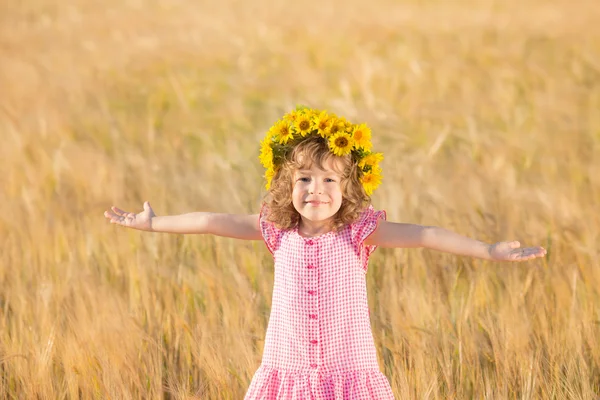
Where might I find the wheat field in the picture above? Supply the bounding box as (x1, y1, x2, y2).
(1, 0, 599, 398)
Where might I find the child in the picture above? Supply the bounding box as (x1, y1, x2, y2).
(104, 107, 546, 399)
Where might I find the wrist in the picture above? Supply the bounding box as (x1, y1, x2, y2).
(149, 215, 162, 232)
(485, 243, 494, 260)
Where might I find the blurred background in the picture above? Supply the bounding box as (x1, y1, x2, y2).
(1, 0, 599, 398)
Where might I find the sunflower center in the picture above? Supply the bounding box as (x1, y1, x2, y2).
(354, 131, 363, 140)
(335, 137, 349, 148)
(299, 120, 310, 130)
(330, 125, 340, 134)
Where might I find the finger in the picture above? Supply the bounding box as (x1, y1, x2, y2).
(510, 241, 520, 249)
(143, 201, 151, 211)
(538, 246, 547, 255)
(507, 248, 520, 260)
(104, 210, 119, 219)
(522, 247, 545, 256)
(111, 206, 128, 217)
(516, 248, 546, 261)
(510, 249, 528, 261)
(521, 249, 538, 258)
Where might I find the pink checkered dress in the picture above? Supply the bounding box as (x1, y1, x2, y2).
(244, 205, 395, 399)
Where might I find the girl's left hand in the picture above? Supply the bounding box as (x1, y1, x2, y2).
(489, 241, 547, 262)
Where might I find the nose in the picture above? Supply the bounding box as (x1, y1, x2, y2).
(308, 179, 323, 194)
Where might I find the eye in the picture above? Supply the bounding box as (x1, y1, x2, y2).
(297, 177, 310, 182)
(325, 178, 336, 183)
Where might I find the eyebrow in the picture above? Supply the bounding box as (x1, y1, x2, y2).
(296, 169, 339, 174)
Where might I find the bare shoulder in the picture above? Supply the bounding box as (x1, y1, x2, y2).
(363, 218, 390, 247)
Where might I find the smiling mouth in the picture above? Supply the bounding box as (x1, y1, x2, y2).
(306, 201, 328, 205)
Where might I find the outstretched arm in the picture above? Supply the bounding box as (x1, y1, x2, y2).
(104, 201, 261, 240)
(365, 220, 546, 262)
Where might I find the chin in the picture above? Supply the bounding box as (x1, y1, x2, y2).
(303, 210, 336, 220)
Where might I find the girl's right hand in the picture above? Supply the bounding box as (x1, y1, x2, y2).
(104, 201, 156, 231)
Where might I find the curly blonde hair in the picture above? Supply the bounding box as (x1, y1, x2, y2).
(262, 136, 370, 231)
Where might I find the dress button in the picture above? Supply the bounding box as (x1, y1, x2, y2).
(306, 240, 314, 245)
(309, 314, 317, 319)
(308, 290, 316, 295)
(310, 340, 318, 344)
(307, 265, 315, 269)
(310, 363, 318, 368)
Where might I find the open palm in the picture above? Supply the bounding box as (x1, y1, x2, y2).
(104, 201, 156, 231)
(490, 241, 547, 262)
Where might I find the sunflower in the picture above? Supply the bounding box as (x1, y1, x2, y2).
(313, 111, 332, 138)
(358, 152, 384, 170)
(259, 138, 273, 169)
(361, 166, 383, 196)
(295, 114, 313, 137)
(264, 167, 276, 190)
(338, 117, 352, 133)
(303, 108, 318, 120)
(328, 132, 354, 156)
(272, 120, 295, 144)
(352, 124, 372, 150)
(327, 117, 347, 136)
(284, 110, 299, 123)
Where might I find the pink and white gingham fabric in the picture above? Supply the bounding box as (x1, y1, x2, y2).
(244, 205, 394, 400)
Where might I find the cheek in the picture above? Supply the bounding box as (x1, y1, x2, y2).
(292, 185, 304, 200)
(333, 187, 343, 203)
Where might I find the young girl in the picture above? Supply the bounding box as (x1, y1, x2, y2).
(104, 107, 546, 399)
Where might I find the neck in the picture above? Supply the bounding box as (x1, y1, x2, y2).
(297, 218, 333, 237)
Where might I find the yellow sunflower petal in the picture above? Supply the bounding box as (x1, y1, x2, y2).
(327, 118, 346, 136)
(303, 108, 318, 120)
(336, 117, 352, 134)
(284, 110, 299, 123)
(259, 148, 273, 169)
(264, 167, 276, 190)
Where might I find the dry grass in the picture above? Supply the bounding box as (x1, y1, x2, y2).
(1, 0, 599, 398)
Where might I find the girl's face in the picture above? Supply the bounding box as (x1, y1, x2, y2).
(291, 156, 344, 227)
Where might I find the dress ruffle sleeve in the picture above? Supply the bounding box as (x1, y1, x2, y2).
(350, 205, 387, 271)
(259, 204, 284, 254)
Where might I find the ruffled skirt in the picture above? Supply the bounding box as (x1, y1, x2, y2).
(244, 364, 395, 399)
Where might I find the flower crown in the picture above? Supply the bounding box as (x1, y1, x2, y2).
(259, 106, 383, 196)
